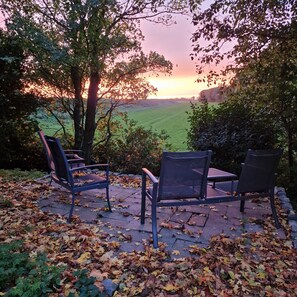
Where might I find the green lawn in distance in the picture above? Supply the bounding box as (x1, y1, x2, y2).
(37, 99, 197, 151)
(123, 101, 192, 151)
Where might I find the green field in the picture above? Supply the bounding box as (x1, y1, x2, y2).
(37, 100, 194, 151)
(123, 102, 191, 150)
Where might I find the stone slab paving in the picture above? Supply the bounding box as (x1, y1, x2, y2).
(38, 182, 287, 258)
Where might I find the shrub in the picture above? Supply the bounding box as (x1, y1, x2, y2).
(0, 241, 30, 291)
(0, 29, 43, 170)
(0, 241, 64, 296)
(1, 241, 105, 296)
(69, 269, 106, 297)
(187, 100, 279, 174)
(94, 115, 172, 175)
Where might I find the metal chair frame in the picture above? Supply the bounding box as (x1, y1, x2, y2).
(141, 149, 283, 248)
(44, 135, 111, 222)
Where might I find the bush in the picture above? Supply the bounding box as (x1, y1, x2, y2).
(187, 100, 279, 174)
(0, 241, 106, 296)
(94, 115, 172, 175)
(0, 119, 47, 170)
(0, 241, 64, 296)
(0, 29, 43, 170)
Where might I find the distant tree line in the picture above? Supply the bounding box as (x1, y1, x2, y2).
(189, 0, 297, 203)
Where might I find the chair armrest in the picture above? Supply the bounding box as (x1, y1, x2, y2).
(142, 168, 158, 184)
(70, 163, 109, 173)
(65, 149, 82, 153)
(67, 158, 85, 164)
(66, 154, 84, 160)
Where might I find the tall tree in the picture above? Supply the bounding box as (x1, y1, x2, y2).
(0, 29, 40, 169)
(0, 0, 198, 163)
(190, 0, 297, 192)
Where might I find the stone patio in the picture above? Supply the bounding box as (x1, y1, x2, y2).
(38, 179, 287, 258)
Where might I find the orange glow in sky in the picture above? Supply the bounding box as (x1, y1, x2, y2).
(0, 8, 214, 99)
(141, 14, 211, 99)
(147, 75, 210, 99)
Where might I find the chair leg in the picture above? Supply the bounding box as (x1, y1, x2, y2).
(240, 200, 245, 212)
(68, 192, 76, 223)
(240, 194, 245, 212)
(141, 190, 146, 224)
(141, 175, 146, 224)
(106, 186, 112, 212)
(151, 199, 158, 249)
(269, 192, 281, 228)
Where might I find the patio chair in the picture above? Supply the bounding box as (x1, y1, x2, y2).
(141, 151, 212, 248)
(215, 149, 283, 229)
(44, 135, 111, 223)
(38, 130, 85, 183)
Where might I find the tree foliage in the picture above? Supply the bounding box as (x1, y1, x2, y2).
(94, 114, 172, 174)
(191, 0, 297, 197)
(191, 0, 297, 82)
(0, 0, 198, 163)
(187, 100, 278, 174)
(0, 29, 41, 169)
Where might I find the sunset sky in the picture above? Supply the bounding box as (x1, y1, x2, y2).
(141, 14, 210, 99)
(0, 3, 213, 100)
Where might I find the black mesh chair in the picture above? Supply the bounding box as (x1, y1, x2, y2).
(215, 149, 283, 228)
(44, 135, 111, 222)
(141, 149, 283, 248)
(141, 151, 212, 248)
(38, 130, 85, 184)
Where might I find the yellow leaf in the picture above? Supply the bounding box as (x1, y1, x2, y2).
(77, 252, 91, 264)
(64, 284, 77, 297)
(163, 283, 180, 292)
(172, 250, 180, 255)
(228, 271, 235, 280)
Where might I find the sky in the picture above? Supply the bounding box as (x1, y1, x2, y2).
(0, 4, 213, 100)
(141, 15, 210, 99)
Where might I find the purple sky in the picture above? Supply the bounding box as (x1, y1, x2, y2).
(141, 15, 208, 99)
(0, 3, 214, 99)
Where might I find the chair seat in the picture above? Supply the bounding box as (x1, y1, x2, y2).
(214, 180, 239, 193)
(73, 173, 107, 187)
(149, 185, 203, 200)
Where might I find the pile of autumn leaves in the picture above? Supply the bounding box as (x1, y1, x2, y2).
(0, 177, 297, 296)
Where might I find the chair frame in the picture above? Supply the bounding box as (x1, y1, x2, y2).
(141, 151, 212, 248)
(44, 135, 111, 222)
(38, 130, 85, 183)
(141, 149, 283, 248)
(234, 149, 283, 228)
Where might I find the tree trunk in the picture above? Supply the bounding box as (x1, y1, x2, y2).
(287, 126, 295, 185)
(83, 71, 100, 163)
(71, 66, 84, 149)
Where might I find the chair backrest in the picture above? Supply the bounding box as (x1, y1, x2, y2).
(158, 151, 212, 201)
(45, 135, 72, 184)
(38, 130, 55, 172)
(237, 149, 283, 193)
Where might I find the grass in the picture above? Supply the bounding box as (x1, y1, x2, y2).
(37, 100, 193, 151)
(123, 102, 191, 150)
(0, 168, 45, 181)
